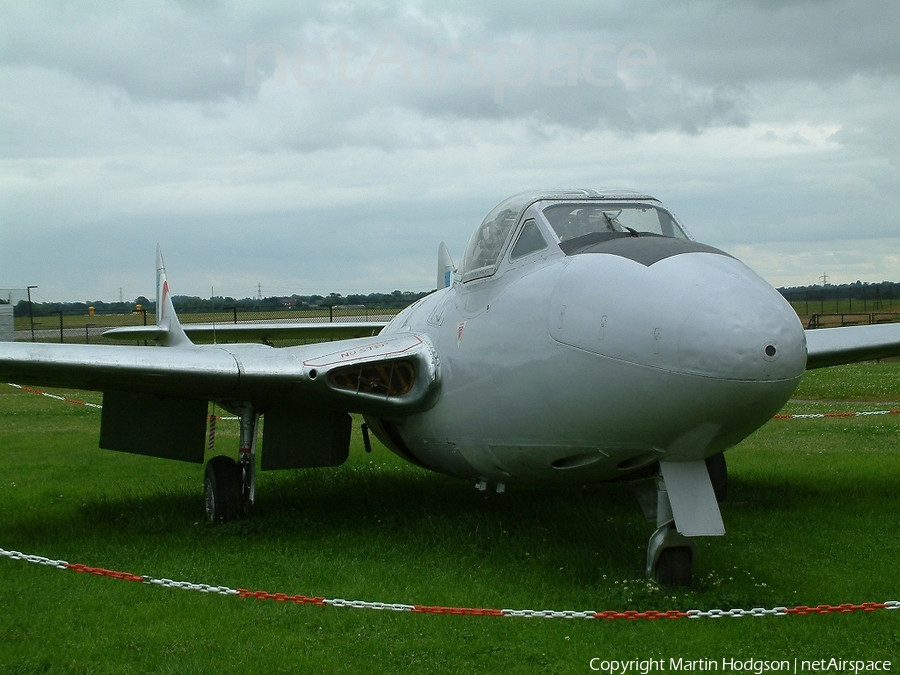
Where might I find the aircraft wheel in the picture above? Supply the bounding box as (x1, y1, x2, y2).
(654, 546, 692, 586)
(205, 456, 241, 523)
(705, 452, 727, 502)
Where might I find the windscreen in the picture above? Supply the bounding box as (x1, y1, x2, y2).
(543, 203, 688, 244)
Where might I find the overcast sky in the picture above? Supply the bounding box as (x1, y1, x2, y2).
(2, 1, 898, 303)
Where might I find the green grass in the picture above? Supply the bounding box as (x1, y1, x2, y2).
(1, 365, 898, 673)
(791, 361, 900, 401)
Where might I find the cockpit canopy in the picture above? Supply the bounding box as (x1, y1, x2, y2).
(459, 189, 690, 281)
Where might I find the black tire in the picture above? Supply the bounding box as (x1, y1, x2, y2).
(655, 546, 692, 586)
(706, 452, 728, 502)
(205, 456, 241, 523)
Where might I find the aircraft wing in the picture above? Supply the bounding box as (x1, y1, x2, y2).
(805, 322, 900, 370)
(0, 331, 441, 418)
(103, 320, 387, 343)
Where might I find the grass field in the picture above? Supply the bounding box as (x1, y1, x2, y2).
(1, 363, 898, 673)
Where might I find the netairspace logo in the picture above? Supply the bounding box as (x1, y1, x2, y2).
(589, 659, 893, 675)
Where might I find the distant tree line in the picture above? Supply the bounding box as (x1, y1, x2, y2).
(14, 290, 433, 317)
(15, 281, 898, 318)
(777, 281, 898, 306)
(14, 297, 154, 317)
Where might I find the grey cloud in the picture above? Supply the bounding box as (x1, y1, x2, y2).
(6, 0, 896, 144)
(1, 2, 339, 102)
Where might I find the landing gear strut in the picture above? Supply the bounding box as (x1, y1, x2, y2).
(645, 476, 696, 586)
(705, 452, 728, 502)
(204, 406, 259, 523)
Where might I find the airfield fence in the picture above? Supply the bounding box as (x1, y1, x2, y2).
(9, 305, 400, 345)
(780, 283, 899, 328)
(805, 312, 900, 329)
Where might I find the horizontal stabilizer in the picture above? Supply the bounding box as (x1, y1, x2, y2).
(104, 320, 387, 343)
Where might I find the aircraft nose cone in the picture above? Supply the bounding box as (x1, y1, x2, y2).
(677, 261, 806, 382)
(549, 247, 806, 382)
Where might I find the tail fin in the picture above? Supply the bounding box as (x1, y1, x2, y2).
(437, 242, 455, 289)
(155, 246, 192, 347)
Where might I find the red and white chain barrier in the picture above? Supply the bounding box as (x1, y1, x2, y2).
(1, 547, 897, 621)
(774, 409, 900, 419)
(6, 383, 237, 420)
(6, 383, 102, 409)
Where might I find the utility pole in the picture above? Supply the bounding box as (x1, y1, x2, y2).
(27, 285, 37, 342)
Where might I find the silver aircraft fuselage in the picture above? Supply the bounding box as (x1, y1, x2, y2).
(368, 191, 807, 486)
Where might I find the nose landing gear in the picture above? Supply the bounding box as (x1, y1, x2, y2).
(644, 458, 726, 586)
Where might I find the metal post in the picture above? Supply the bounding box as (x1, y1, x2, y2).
(85, 323, 95, 344)
(58, 311, 64, 343)
(27, 285, 37, 342)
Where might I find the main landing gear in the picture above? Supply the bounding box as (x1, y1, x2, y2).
(204, 407, 259, 523)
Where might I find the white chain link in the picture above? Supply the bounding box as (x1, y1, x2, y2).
(885, 601, 900, 610)
(146, 577, 240, 596)
(686, 607, 786, 618)
(0, 547, 69, 569)
(502, 609, 597, 619)
(325, 598, 414, 612)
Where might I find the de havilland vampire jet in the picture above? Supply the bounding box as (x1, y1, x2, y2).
(3, 189, 900, 585)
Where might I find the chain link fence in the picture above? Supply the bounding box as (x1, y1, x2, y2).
(780, 283, 899, 328)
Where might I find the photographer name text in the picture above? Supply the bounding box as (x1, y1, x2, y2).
(589, 659, 892, 675)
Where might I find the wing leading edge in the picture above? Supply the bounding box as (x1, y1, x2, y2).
(805, 322, 900, 370)
(0, 332, 440, 418)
